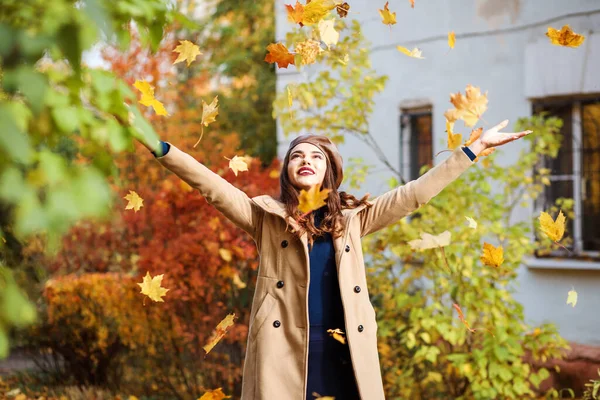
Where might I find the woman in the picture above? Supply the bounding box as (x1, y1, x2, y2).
(139, 119, 530, 400)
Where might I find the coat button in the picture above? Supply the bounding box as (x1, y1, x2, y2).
(345, 245, 350, 252)
(281, 240, 288, 248)
(273, 320, 281, 328)
(277, 280, 285, 288)
(354, 285, 361, 293)
(358, 324, 364, 332)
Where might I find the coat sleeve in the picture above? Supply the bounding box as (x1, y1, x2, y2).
(359, 145, 475, 237)
(153, 142, 263, 239)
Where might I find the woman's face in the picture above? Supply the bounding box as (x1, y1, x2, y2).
(286, 142, 328, 191)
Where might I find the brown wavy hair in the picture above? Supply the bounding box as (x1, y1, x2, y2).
(278, 148, 372, 244)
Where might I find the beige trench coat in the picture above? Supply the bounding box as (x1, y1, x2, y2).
(155, 143, 474, 399)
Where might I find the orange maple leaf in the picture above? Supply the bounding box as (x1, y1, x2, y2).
(546, 25, 585, 48)
(265, 43, 296, 69)
(286, 1, 305, 26)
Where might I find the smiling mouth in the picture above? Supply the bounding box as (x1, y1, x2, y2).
(298, 168, 314, 175)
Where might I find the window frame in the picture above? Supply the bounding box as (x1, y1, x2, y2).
(399, 106, 434, 182)
(532, 96, 600, 259)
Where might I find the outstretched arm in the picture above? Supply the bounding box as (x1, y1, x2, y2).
(141, 139, 262, 239)
(359, 120, 531, 237)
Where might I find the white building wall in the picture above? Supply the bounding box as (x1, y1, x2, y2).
(276, 0, 600, 345)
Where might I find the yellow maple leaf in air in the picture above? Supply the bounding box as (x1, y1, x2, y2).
(444, 84, 488, 127)
(480, 242, 504, 268)
(327, 328, 346, 344)
(302, 0, 338, 26)
(203, 313, 236, 354)
(194, 95, 219, 147)
(408, 231, 451, 251)
(133, 80, 169, 116)
(225, 155, 249, 176)
(295, 39, 324, 65)
(298, 184, 331, 214)
(539, 210, 566, 242)
(379, 1, 396, 26)
(446, 120, 462, 149)
(448, 31, 456, 49)
(546, 25, 585, 48)
(318, 19, 339, 49)
(172, 40, 202, 67)
(137, 271, 170, 303)
(198, 387, 232, 400)
(124, 190, 144, 212)
(397, 46, 424, 59)
(566, 288, 577, 308)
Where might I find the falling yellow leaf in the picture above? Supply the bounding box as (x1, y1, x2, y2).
(465, 216, 477, 229)
(194, 95, 219, 147)
(408, 231, 451, 251)
(172, 40, 202, 67)
(198, 387, 232, 400)
(124, 190, 144, 212)
(298, 183, 331, 214)
(539, 210, 566, 242)
(444, 84, 488, 127)
(480, 242, 504, 268)
(379, 1, 396, 26)
(219, 248, 232, 262)
(448, 31, 456, 49)
(232, 272, 247, 289)
(302, 0, 338, 25)
(566, 288, 577, 308)
(203, 313, 236, 354)
(133, 80, 169, 116)
(327, 328, 346, 344)
(295, 39, 324, 65)
(546, 25, 585, 48)
(225, 155, 249, 176)
(137, 271, 170, 303)
(397, 46, 424, 59)
(446, 120, 462, 149)
(318, 19, 339, 49)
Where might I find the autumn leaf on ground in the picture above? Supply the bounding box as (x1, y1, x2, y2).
(448, 31, 456, 49)
(480, 242, 504, 268)
(446, 120, 462, 149)
(298, 184, 331, 214)
(203, 313, 236, 354)
(336, 2, 350, 18)
(302, 0, 338, 25)
(465, 216, 477, 229)
(566, 288, 578, 308)
(539, 210, 566, 242)
(198, 388, 232, 400)
(224, 155, 249, 176)
(137, 271, 169, 304)
(379, 1, 396, 26)
(194, 95, 219, 147)
(172, 40, 202, 67)
(286, 1, 305, 26)
(327, 328, 346, 344)
(295, 39, 324, 65)
(408, 231, 451, 251)
(546, 25, 585, 48)
(318, 19, 339, 49)
(397, 46, 424, 59)
(444, 84, 488, 127)
(133, 80, 169, 116)
(124, 190, 144, 212)
(265, 43, 296, 69)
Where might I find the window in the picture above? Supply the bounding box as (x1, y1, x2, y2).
(533, 97, 600, 256)
(400, 108, 433, 182)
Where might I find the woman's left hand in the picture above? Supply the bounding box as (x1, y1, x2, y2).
(480, 119, 532, 148)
